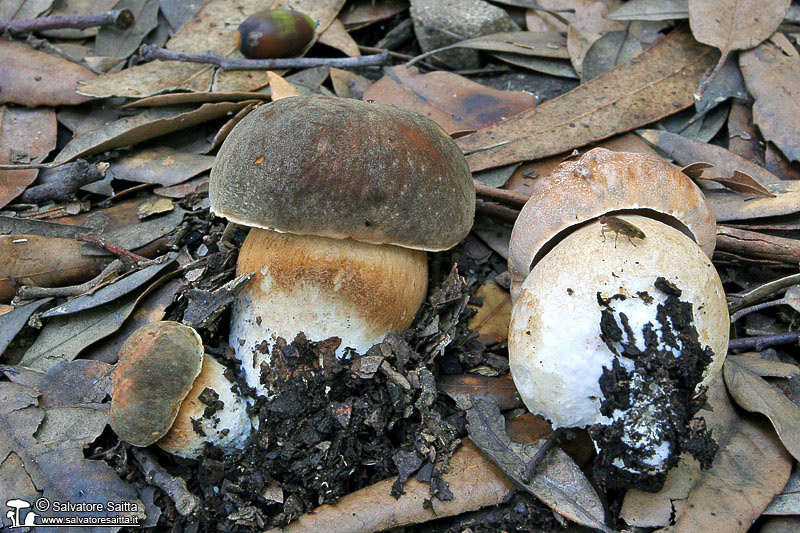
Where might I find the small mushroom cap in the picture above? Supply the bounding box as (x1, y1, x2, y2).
(210, 96, 475, 252)
(109, 321, 204, 447)
(509, 216, 729, 430)
(508, 148, 716, 297)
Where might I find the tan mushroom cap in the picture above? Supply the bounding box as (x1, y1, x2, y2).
(508, 148, 716, 296)
(109, 321, 204, 447)
(210, 95, 475, 252)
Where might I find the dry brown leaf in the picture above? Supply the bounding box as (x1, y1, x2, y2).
(724, 356, 800, 461)
(689, 0, 790, 72)
(707, 171, 776, 198)
(266, 440, 518, 533)
(108, 146, 214, 187)
(415, 31, 569, 62)
(638, 129, 781, 185)
(766, 142, 800, 180)
(438, 374, 522, 411)
(727, 101, 762, 164)
(0, 40, 95, 106)
(0, 106, 57, 209)
(740, 33, 800, 163)
(362, 66, 535, 135)
(154, 175, 209, 198)
(621, 376, 792, 531)
(467, 280, 512, 345)
(606, 0, 689, 21)
(329, 68, 372, 99)
(0, 0, 53, 21)
(267, 72, 302, 100)
(525, 0, 624, 33)
(122, 92, 271, 108)
(705, 181, 800, 222)
(456, 27, 717, 172)
(580, 30, 643, 82)
(0, 235, 106, 303)
(340, 0, 407, 30)
(566, 25, 601, 76)
(54, 102, 250, 164)
(318, 18, 361, 57)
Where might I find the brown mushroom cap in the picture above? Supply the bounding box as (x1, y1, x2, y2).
(109, 321, 204, 447)
(210, 95, 475, 252)
(508, 148, 717, 295)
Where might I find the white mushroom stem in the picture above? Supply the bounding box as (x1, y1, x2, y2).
(231, 228, 428, 395)
(158, 356, 252, 459)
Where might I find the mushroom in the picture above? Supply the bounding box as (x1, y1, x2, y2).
(210, 96, 474, 394)
(109, 321, 252, 459)
(507, 149, 729, 487)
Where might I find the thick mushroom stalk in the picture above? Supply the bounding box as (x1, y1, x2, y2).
(109, 321, 252, 459)
(232, 229, 427, 392)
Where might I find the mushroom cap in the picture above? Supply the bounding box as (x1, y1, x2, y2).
(210, 95, 475, 252)
(508, 148, 716, 297)
(157, 356, 252, 459)
(109, 321, 204, 447)
(509, 216, 729, 430)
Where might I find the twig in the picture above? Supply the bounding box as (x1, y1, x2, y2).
(716, 225, 800, 264)
(26, 34, 102, 74)
(17, 260, 121, 300)
(523, 428, 562, 482)
(0, 162, 59, 170)
(728, 332, 800, 351)
(130, 447, 201, 517)
(374, 18, 412, 50)
(17, 160, 107, 204)
(139, 44, 389, 70)
(0, 9, 133, 33)
(475, 199, 520, 223)
(358, 45, 414, 61)
(473, 179, 530, 207)
(727, 272, 800, 313)
(76, 233, 148, 267)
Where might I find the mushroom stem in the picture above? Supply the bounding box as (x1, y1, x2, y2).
(231, 228, 428, 395)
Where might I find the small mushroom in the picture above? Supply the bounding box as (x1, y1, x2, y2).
(210, 96, 474, 394)
(109, 321, 252, 459)
(507, 149, 729, 486)
(235, 9, 316, 59)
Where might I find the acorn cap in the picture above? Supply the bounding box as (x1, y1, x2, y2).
(210, 96, 475, 252)
(508, 148, 716, 296)
(109, 321, 204, 447)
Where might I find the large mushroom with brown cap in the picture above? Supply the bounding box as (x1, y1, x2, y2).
(507, 149, 729, 489)
(210, 96, 474, 394)
(109, 321, 252, 459)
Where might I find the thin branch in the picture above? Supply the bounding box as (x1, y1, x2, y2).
(475, 199, 520, 223)
(523, 428, 563, 482)
(0, 162, 59, 170)
(76, 233, 148, 267)
(728, 332, 800, 351)
(139, 44, 389, 70)
(17, 260, 121, 300)
(17, 160, 107, 204)
(130, 448, 201, 517)
(474, 179, 530, 207)
(0, 9, 133, 33)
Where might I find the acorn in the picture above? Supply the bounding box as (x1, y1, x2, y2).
(235, 9, 316, 59)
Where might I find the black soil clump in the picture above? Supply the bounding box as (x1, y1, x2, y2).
(590, 277, 718, 493)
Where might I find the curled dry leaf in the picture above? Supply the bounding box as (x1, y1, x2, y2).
(0, 106, 57, 207)
(456, 27, 718, 172)
(620, 376, 792, 531)
(740, 33, 800, 163)
(467, 280, 512, 345)
(318, 18, 360, 57)
(363, 66, 536, 135)
(466, 399, 611, 532)
(724, 355, 800, 461)
(0, 40, 95, 106)
(267, 72, 302, 100)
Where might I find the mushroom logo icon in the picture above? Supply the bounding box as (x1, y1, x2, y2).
(5, 499, 38, 528)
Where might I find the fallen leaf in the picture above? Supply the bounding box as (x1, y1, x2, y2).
(705, 181, 800, 222)
(725, 354, 800, 379)
(0, 106, 57, 209)
(54, 102, 251, 164)
(466, 399, 611, 532)
(41, 0, 118, 39)
(182, 273, 253, 328)
(606, 0, 688, 21)
(267, 72, 302, 100)
(121, 91, 271, 108)
(566, 25, 601, 76)
(467, 280, 512, 345)
(473, 163, 521, 188)
(765, 142, 800, 181)
(0, 39, 95, 106)
(620, 376, 792, 531)
(329, 68, 372, 99)
(472, 216, 512, 260)
(340, 0, 407, 30)
(765, 467, 800, 515)
(638, 129, 782, 184)
(0, 235, 107, 303)
(457, 27, 718, 172)
(41, 256, 177, 318)
(415, 31, 569, 62)
(0, 299, 52, 357)
(318, 18, 360, 57)
(658, 103, 729, 143)
(580, 30, 643, 81)
(439, 374, 522, 411)
(740, 33, 800, 163)
(0, 0, 53, 20)
(493, 53, 578, 79)
(705, 171, 776, 198)
(362, 66, 535, 135)
(154, 175, 209, 198)
(694, 53, 748, 115)
(689, 0, 790, 84)
(724, 356, 800, 461)
(525, 0, 624, 34)
(95, 0, 160, 58)
(108, 146, 214, 186)
(3, 359, 114, 410)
